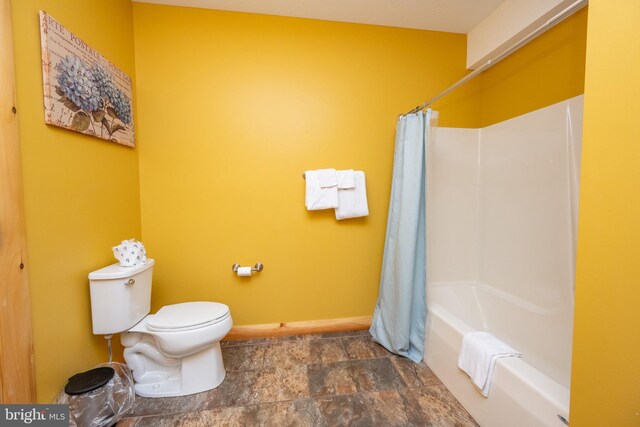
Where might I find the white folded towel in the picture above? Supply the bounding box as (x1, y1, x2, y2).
(337, 169, 355, 189)
(305, 170, 339, 211)
(335, 171, 369, 220)
(457, 331, 522, 397)
(317, 168, 338, 188)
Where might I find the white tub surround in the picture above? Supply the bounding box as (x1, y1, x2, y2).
(425, 96, 582, 427)
(426, 283, 571, 427)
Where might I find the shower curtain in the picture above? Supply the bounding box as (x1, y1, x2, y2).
(370, 109, 437, 363)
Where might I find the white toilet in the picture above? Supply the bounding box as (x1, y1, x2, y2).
(88, 259, 233, 398)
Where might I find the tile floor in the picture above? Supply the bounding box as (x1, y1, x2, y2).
(117, 330, 478, 426)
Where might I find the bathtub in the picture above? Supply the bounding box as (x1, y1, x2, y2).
(425, 281, 573, 427)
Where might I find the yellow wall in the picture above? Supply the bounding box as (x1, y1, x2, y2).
(570, 0, 640, 424)
(132, 3, 480, 326)
(478, 8, 587, 126)
(10, 0, 591, 404)
(11, 0, 140, 402)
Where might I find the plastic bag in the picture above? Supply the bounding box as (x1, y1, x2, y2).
(56, 362, 135, 427)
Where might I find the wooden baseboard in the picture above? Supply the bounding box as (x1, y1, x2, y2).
(225, 315, 372, 341)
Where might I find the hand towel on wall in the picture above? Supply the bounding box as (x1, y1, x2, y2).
(335, 171, 369, 220)
(305, 170, 339, 210)
(457, 331, 522, 397)
(317, 168, 338, 188)
(337, 169, 355, 189)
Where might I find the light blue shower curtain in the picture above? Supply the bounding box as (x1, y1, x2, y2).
(370, 109, 434, 363)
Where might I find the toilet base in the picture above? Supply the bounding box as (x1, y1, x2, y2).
(126, 340, 227, 398)
(134, 376, 182, 398)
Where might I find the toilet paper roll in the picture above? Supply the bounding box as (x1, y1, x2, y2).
(237, 266, 252, 277)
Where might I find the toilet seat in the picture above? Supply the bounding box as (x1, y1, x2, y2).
(146, 302, 230, 332)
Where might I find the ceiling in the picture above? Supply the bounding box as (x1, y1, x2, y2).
(132, 0, 507, 34)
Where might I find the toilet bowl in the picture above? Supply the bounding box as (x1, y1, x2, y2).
(88, 259, 233, 398)
(121, 301, 232, 397)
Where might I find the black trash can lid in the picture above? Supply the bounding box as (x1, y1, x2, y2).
(65, 367, 115, 395)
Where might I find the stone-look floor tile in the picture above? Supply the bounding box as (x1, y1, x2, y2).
(263, 340, 312, 368)
(391, 357, 442, 387)
(309, 338, 349, 365)
(181, 372, 238, 410)
(314, 394, 374, 427)
(308, 362, 359, 397)
(201, 369, 279, 409)
(115, 417, 138, 427)
(309, 358, 405, 397)
(222, 344, 267, 371)
(276, 365, 310, 401)
(118, 334, 478, 427)
(402, 385, 479, 427)
(180, 406, 261, 427)
(222, 338, 269, 348)
(197, 366, 307, 406)
(119, 405, 260, 427)
(126, 390, 209, 417)
(257, 398, 326, 427)
(117, 413, 191, 427)
(341, 336, 391, 360)
(268, 333, 315, 342)
(361, 389, 412, 426)
(347, 358, 406, 393)
(116, 415, 174, 427)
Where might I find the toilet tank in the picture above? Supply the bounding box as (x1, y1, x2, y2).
(88, 259, 155, 335)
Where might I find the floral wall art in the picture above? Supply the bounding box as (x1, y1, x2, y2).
(39, 11, 135, 147)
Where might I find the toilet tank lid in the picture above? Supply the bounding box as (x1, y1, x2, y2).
(88, 259, 155, 280)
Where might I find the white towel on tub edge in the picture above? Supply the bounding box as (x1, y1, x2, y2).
(457, 331, 522, 397)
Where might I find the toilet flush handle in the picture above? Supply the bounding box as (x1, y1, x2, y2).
(125, 279, 135, 286)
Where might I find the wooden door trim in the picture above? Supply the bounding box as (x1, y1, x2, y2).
(0, 0, 37, 403)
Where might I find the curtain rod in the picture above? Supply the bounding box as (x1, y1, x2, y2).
(403, 0, 588, 116)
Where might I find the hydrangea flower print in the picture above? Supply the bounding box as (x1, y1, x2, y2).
(92, 63, 117, 101)
(56, 55, 101, 112)
(54, 54, 132, 138)
(111, 88, 132, 125)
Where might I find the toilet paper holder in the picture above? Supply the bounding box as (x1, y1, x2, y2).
(232, 263, 264, 273)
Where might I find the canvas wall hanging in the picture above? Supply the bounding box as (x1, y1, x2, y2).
(39, 11, 135, 147)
